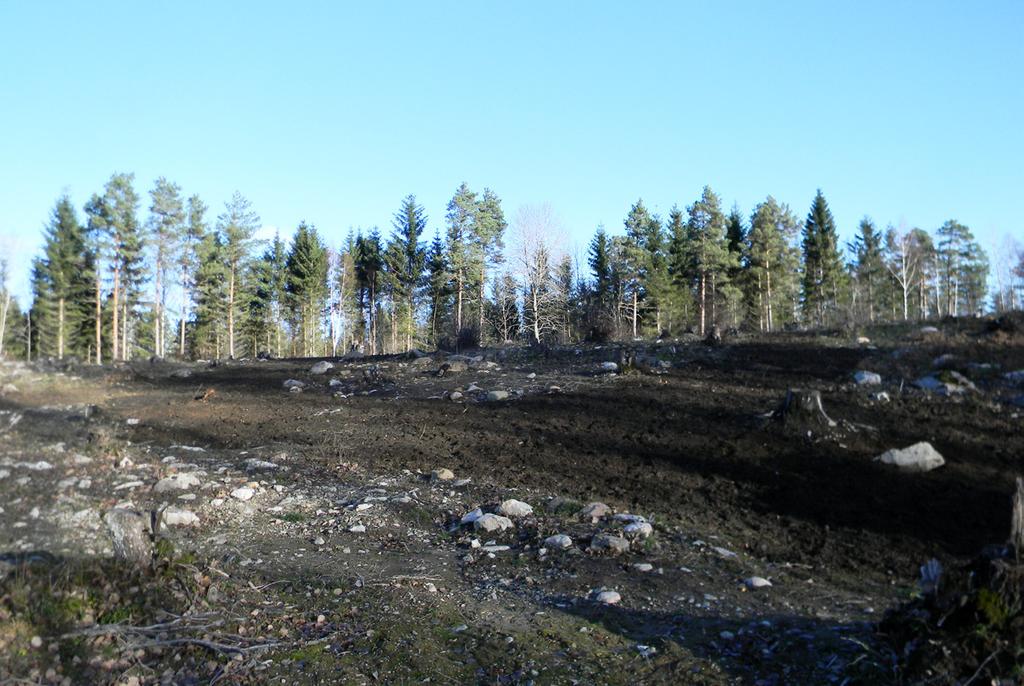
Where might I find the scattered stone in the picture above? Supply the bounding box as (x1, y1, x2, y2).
(712, 546, 738, 558)
(498, 499, 533, 517)
(1004, 370, 1024, 386)
(579, 502, 611, 522)
(745, 576, 772, 590)
(920, 326, 940, 335)
(161, 506, 199, 528)
(461, 508, 483, 525)
(856, 336, 871, 345)
(431, 468, 455, 482)
(243, 458, 280, 473)
(871, 391, 891, 403)
(349, 524, 366, 533)
(486, 390, 509, 402)
(624, 521, 653, 539)
(631, 563, 654, 573)
(915, 372, 976, 396)
(593, 589, 621, 605)
(473, 513, 514, 533)
(853, 370, 882, 386)
(932, 353, 957, 369)
(543, 534, 573, 550)
(329, 378, 343, 388)
(599, 361, 619, 373)
(310, 361, 334, 374)
(282, 379, 306, 391)
(154, 473, 202, 493)
(876, 442, 945, 472)
(230, 486, 256, 501)
(448, 391, 463, 402)
(590, 533, 630, 555)
(612, 513, 646, 523)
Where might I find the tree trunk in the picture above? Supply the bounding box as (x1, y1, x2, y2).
(121, 299, 128, 360)
(57, 297, 65, 359)
(0, 289, 9, 358)
(227, 269, 235, 358)
(95, 275, 102, 364)
(112, 267, 120, 361)
(699, 272, 706, 337)
(154, 264, 162, 357)
(631, 289, 638, 338)
(479, 263, 486, 346)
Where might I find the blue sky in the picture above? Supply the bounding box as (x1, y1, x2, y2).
(1, 1, 1021, 303)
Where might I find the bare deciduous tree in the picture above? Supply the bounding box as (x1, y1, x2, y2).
(511, 204, 566, 344)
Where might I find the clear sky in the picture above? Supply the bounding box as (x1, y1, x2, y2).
(1, 1, 1021, 303)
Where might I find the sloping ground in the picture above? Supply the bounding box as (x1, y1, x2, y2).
(1, 319, 1022, 683)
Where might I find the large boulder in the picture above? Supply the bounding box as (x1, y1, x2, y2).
(875, 442, 945, 472)
(310, 361, 334, 375)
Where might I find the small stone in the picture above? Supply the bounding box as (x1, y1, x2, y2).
(745, 576, 772, 589)
(431, 468, 455, 482)
(448, 391, 463, 402)
(243, 458, 280, 473)
(593, 589, 621, 605)
(543, 534, 573, 550)
(349, 524, 366, 533)
(853, 370, 882, 386)
(486, 390, 509, 402)
(498, 499, 533, 518)
(154, 473, 202, 493)
(30, 635, 43, 648)
(473, 513, 514, 533)
(460, 508, 483, 525)
(425, 583, 437, 593)
(579, 502, 611, 522)
(314, 537, 325, 545)
(230, 486, 255, 501)
(161, 506, 199, 527)
(631, 563, 654, 573)
(624, 522, 653, 539)
(310, 361, 334, 374)
(600, 361, 619, 372)
(283, 379, 306, 390)
(590, 533, 630, 555)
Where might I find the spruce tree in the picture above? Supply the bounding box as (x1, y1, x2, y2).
(747, 197, 800, 332)
(444, 183, 477, 338)
(389, 195, 428, 351)
(800, 190, 844, 326)
(285, 222, 329, 356)
(41, 195, 92, 359)
(177, 195, 208, 357)
(849, 217, 886, 323)
(424, 232, 450, 346)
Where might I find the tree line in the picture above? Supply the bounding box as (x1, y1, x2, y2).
(1, 173, 1018, 362)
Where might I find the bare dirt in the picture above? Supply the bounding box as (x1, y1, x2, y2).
(1, 317, 1022, 684)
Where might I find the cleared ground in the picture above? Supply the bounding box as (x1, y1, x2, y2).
(1, 317, 1022, 684)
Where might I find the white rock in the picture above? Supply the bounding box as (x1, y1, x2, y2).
(544, 534, 573, 550)
(712, 546, 738, 558)
(355, 503, 373, 512)
(875, 442, 945, 472)
(920, 326, 940, 334)
(126, 417, 140, 425)
(631, 563, 654, 573)
(244, 458, 280, 473)
(745, 576, 772, 590)
(282, 379, 306, 390)
(612, 513, 646, 523)
(329, 379, 343, 388)
(230, 486, 256, 501)
(310, 361, 334, 374)
(600, 361, 619, 372)
(853, 370, 882, 386)
(448, 391, 463, 401)
(486, 390, 509, 401)
(1004, 370, 1024, 386)
(154, 473, 202, 493)
(498, 499, 533, 518)
(624, 522, 653, 539)
(594, 590, 621, 605)
(161, 506, 199, 527)
(349, 524, 366, 533)
(473, 513, 514, 533)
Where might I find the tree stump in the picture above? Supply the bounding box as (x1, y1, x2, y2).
(775, 389, 837, 428)
(704, 325, 722, 347)
(104, 508, 152, 567)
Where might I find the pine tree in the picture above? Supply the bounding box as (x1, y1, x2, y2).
(685, 186, 730, 335)
(747, 197, 800, 332)
(193, 228, 228, 358)
(666, 206, 693, 329)
(147, 177, 185, 357)
(177, 195, 208, 357)
(800, 190, 844, 326)
(335, 231, 359, 354)
(473, 188, 507, 344)
(354, 229, 384, 353)
(285, 222, 329, 356)
(217, 192, 260, 358)
(444, 183, 477, 339)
